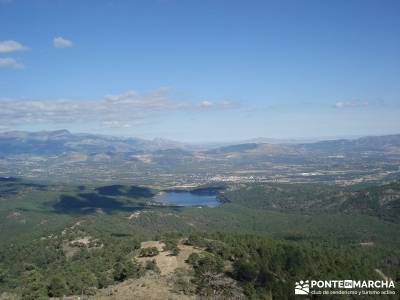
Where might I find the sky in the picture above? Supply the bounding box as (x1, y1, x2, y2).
(0, 0, 399, 142)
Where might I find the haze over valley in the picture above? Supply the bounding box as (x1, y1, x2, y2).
(1, 130, 399, 187)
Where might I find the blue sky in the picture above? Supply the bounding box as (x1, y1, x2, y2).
(0, 0, 399, 142)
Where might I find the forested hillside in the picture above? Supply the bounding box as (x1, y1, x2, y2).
(0, 178, 399, 299)
(222, 181, 400, 223)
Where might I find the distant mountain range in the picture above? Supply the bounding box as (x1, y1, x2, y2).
(1, 130, 400, 156)
(205, 134, 400, 158)
(0, 130, 187, 155)
(1, 130, 399, 184)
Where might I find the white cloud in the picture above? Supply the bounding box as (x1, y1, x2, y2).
(334, 100, 368, 109)
(0, 40, 28, 53)
(0, 57, 23, 69)
(220, 100, 239, 109)
(0, 89, 239, 129)
(53, 37, 73, 48)
(199, 100, 213, 108)
(198, 99, 239, 110)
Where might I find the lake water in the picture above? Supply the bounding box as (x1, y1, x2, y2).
(153, 191, 220, 207)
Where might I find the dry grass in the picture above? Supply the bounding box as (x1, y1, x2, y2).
(61, 241, 202, 299)
(137, 241, 201, 276)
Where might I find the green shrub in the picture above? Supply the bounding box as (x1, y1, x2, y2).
(47, 275, 67, 297)
(139, 247, 159, 257)
(145, 259, 160, 273)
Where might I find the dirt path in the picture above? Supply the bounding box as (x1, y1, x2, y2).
(78, 273, 197, 300)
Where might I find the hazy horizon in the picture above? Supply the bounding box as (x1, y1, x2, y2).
(1, 127, 398, 145)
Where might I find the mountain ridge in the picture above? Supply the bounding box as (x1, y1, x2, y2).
(1, 129, 400, 156)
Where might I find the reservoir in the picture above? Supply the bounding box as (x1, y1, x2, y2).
(153, 191, 220, 207)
